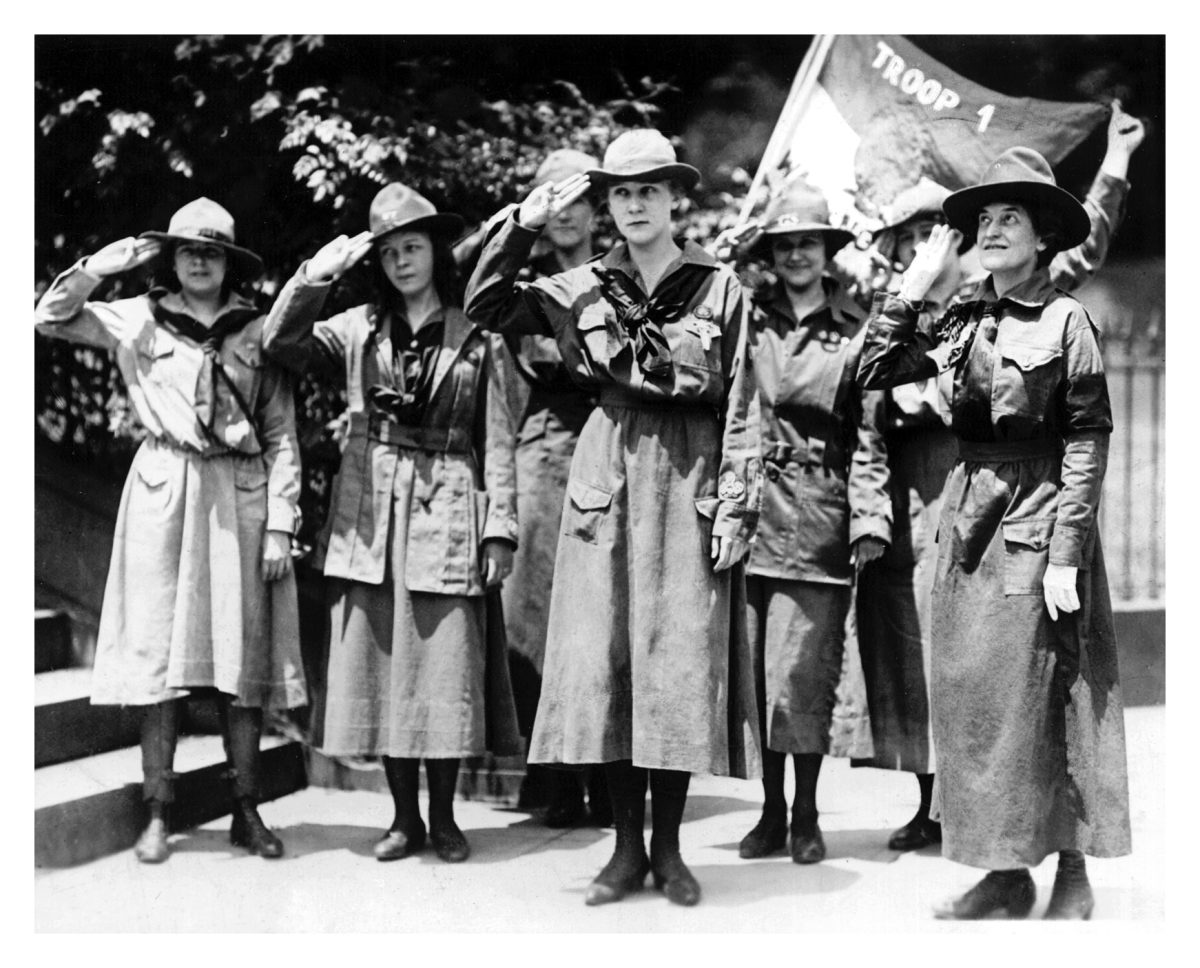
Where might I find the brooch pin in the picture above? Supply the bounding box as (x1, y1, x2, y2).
(685, 317, 721, 351)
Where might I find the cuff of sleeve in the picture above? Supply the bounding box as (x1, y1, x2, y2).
(1048, 527, 1085, 568)
(849, 517, 892, 546)
(299, 259, 335, 289)
(714, 503, 758, 543)
(483, 512, 520, 547)
(267, 500, 299, 535)
(504, 210, 544, 247)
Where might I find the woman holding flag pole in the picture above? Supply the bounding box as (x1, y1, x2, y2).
(858, 147, 1131, 920)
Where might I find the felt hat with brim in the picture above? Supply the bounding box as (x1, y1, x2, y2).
(534, 148, 600, 188)
(586, 129, 700, 191)
(876, 179, 951, 235)
(752, 181, 854, 255)
(139, 197, 264, 278)
(368, 183, 465, 243)
(942, 147, 1090, 250)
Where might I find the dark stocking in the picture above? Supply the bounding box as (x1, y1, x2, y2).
(425, 758, 470, 862)
(649, 769, 701, 905)
(596, 760, 649, 884)
(381, 757, 423, 835)
(218, 699, 282, 857)
(791, 753, 822, 832)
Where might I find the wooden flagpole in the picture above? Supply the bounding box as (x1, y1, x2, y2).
(734, 33, 837, 228)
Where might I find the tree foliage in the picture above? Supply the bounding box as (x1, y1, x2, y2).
(35, 35, 736, 539)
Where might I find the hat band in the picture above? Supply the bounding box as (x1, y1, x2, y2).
(376, 211, 430, 233)
(767, 214, 831, 231)
(174, 226, 236, 245)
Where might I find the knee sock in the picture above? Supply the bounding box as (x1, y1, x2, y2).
(425, 758, 462, 833)
(596, 760, 648, 881)
(382, 757, 422, 833)
(648, 768, 691, 868)
(791, 753, 823, 829)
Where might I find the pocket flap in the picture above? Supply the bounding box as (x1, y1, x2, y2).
(567, 478, 613, 511)
(577, 306, 609, 333)
(693, 496, 720, 520)
(138, 335, 175, 361)
(997, 340, 1061, 371)
(135, 460, 170, 488)
(233, 344, 263, 368)
(1002, 518, 1054, 551)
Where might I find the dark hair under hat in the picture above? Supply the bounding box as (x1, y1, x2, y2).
(942, 147, 1089, 251)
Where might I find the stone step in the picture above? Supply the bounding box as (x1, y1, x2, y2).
(35, 733, 306, 868)
(34, 667, 143, 768)
(34, 609, 73, 674)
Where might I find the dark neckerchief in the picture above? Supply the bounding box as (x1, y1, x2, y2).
(591, 262, 713, 376)
(152, 298, 261, 447)
(366, 310, 445, 425)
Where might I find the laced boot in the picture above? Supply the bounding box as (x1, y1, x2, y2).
(426, 758, 469, 862)
(135, 700, 179, 863)
(888, 773, 942, 851)
(220, 700, 282, 858)
(1044, 850, 1095, 920)
(585, 761, 650, 906)
(649, 769, 701, 906)
(230, 792, 284, 858)
(933, 869, 1036, 920)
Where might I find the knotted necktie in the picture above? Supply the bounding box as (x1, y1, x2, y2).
(153, 303, 259, 446)
(929, 299, 985, 371)
(592, 264, 713, 377)
(365, 317, 443, 425)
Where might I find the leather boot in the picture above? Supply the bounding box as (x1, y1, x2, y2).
(739, 749, 787, 859)
(789, 754, 825, 864)
(220, 699, 283, 858)
(136, 701, 179, 863)
(933, 869, 1036, 920)
(1044, 850, 1095, 920)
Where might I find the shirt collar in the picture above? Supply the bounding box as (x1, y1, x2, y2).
(972, 268, 1056, 308)
(598, 238, 718, 287)
(152, 287, 258, 322)
(757, 277, 862, 327)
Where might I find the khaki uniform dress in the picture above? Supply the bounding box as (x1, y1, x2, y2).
(35, 264, 307, 710)
(747, 280, 891, 755)
(859, 271, 1132, 869)
(466, 213, 762, 777)
(263, 267, 521, 758)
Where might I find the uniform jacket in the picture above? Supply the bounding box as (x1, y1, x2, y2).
(35, 262, 301, 533)
(465, 211, 762, 543)
(858, 269, 1112, 569)
(262, 265, 518, 595)
(748, 278, 891, 584)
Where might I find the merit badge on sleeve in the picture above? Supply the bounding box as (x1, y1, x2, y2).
(718, 472, 746, 501)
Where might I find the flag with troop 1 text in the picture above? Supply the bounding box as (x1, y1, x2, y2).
(747, 35, 1109, 239)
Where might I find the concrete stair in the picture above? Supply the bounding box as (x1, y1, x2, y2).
(34, 612, 308, 869)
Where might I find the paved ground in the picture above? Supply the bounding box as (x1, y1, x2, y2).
(35, 706, 1164, 932)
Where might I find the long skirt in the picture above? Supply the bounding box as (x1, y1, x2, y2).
(930, 449, 1132, 869)
(90, 437, 306, 710)
(856, 425, 958, 773)
(317, 450, 489, 758)
(529, 401, 758, 777)
(747, 575, 851, 755)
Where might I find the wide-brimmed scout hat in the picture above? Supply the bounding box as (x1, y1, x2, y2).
(139, 197, 264, 277)
(942, 147, 1090, 250)
(367, 183, 465, 243)
(873, 178, 973, 259)
(586, 129, 700, 191)
(533, 148, 600, 188)
(752, 181, 855, 256)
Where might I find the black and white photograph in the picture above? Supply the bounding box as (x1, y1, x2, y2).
(27, 21, 1170, 938)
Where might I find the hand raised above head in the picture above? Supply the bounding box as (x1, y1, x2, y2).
(84, 237, 162, 278)
(898, 223, 962, 302)
(306, 230, 374, 284)
(518, 173, 591, 229)
(1107, 98, 1146, 155)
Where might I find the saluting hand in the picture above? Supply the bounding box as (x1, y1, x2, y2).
(306, 230, 374, 284)
(84, 237, 162, 278)
(1042, 562, 1080, 621)
(262, 530, 295, 582)
(898, 223, 962, 302)
(518, 174, 591, 229)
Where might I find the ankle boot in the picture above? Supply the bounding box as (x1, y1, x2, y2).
(426, 759, 470, 862)
(585, 761, 649, 906)
(1044, 850, 1095, 920)
(376, 757, 425, 860)
(134, 800, 171, 864)
(230, 795, 284, 858)
(933, 869, 1036, 920)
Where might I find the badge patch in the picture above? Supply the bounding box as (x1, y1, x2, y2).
(694, 305, 713, 320)
(718, 472, 746, 500)
(685, 318, 721, 351)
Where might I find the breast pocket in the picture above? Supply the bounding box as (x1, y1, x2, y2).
(669, 314, 721, 375)
(1001, 517, 1055, 595)
(227, 343, 264, 402)
(563, 478, 614, 545)
(577, 306, 616, 367)
(992, 329, 1062, 420)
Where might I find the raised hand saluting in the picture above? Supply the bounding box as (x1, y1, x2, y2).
(518, 173, 592, 229)
(305, 230, 374, 284)
(84, 237, 162, 278)
(898, 223, 962, 302)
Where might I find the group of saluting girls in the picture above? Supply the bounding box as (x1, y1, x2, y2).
(35, 100, 1144, 920)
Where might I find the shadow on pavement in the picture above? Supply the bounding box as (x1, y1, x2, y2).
(686, 858, 861, 906)
(176, 822, 389, 860)
(708, 827, 907, 865)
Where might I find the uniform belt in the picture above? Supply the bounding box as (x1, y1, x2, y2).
(146, 436, 259, 461)
(763, 437, 833, 468)
(351, 412, 471, 454)
(598, 387, 714, 413)
(957, 439, 1062, 463)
